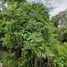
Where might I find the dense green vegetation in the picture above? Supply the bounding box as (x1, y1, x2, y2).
(51, 10, 67, 42)
(51, 9, 67, 27)
(0, 0, 67, 67)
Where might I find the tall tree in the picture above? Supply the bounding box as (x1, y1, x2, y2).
(0, 0, 55, 67)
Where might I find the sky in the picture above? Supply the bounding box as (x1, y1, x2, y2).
(27, 0, 42, 2)
(0, 2, 2, 10)
(28, 0, 67, 17)
(49, 0, 67, 17)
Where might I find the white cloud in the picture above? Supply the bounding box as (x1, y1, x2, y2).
(27, 0, 42, 2)
(51, 3, 67, 17)
(49, 0, 67, 17)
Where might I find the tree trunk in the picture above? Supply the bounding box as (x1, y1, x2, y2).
(34, 57, 38, 67)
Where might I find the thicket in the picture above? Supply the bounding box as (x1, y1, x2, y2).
(0, 0, 67, 67)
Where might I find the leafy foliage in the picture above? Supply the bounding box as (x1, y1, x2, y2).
(0, 0, 67, 67)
